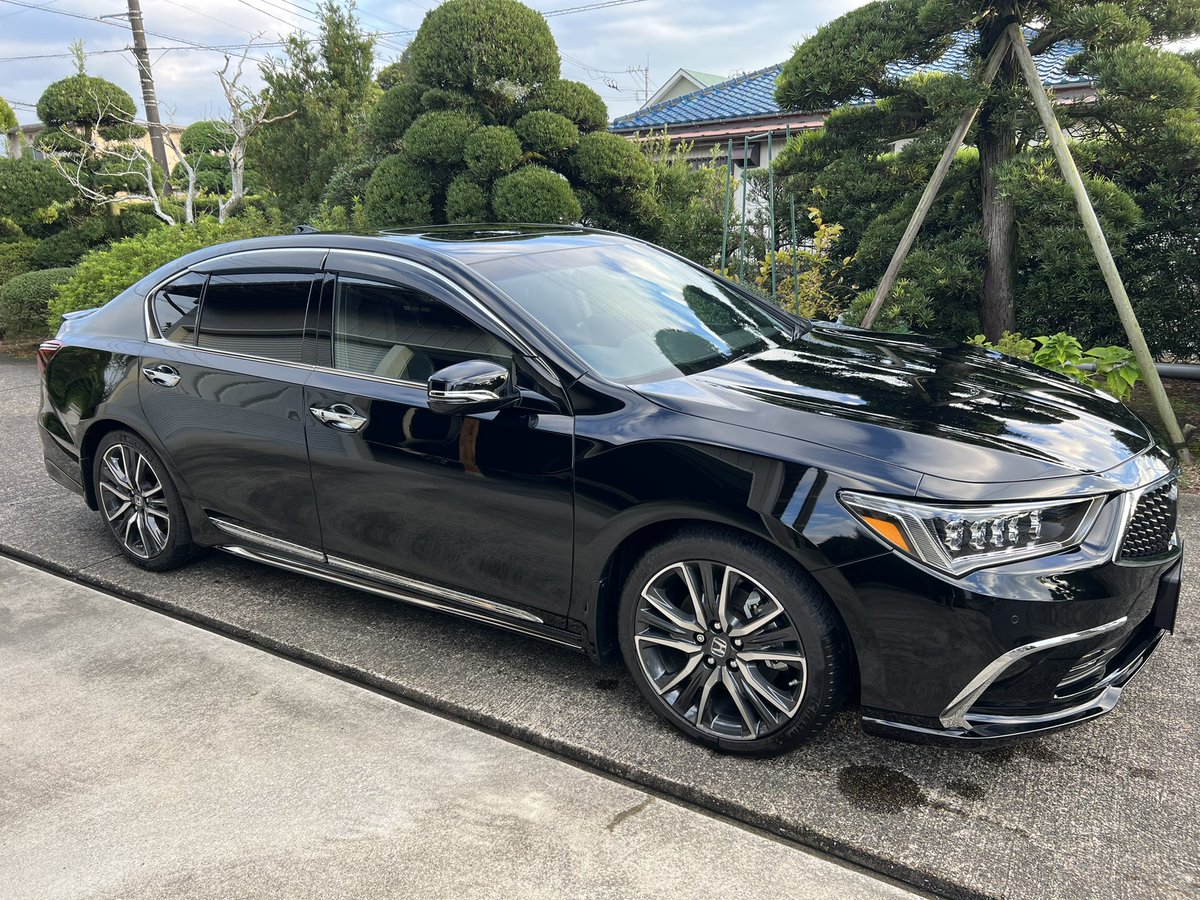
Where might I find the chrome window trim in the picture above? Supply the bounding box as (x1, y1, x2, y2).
(938, 616, 1128, 729)
(144, 336, 316, 372)
(310, 364, 424, 390)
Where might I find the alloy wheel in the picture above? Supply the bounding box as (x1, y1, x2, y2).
(633, 560, 808, 741)
(98, 443, 171, 559)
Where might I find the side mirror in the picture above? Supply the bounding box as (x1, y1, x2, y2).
(427, 359, 520, 416)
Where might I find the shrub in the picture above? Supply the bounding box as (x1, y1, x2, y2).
(0, 266, 74, 340)
(369, 83, 424, 149)
(492, 165, 581, 224)
(0, 217, 24, 243)
(445, 176, 490, 223)
(514, 111, 579, 159)
(37, 74, 136, 129)
(0, 97, 14, 133)
(403, 110, 479, 167)
(574, 131, 653, 194)
(463, 126, 524, 182)
(968, 331, 1142, 400)
(51, 211, 283, 321)
(180, 120, 234, 155)
(322, 153, 384, 210)
(0, 240, 37, 287)
(409, 0, 559, 95)
(0, 158, 76, 234)
(363, 155, 434, 227)
(421, 88, 473, 111)
(30, 217, 112, 268)
(525, 79, 608, 132)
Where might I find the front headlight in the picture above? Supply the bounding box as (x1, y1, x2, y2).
(839, 491, 1105, 576)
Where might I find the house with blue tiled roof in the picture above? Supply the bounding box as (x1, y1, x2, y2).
(610, 32, 1093, 175)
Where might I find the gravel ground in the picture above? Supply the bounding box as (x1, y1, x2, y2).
(1, 353, 1197, 900)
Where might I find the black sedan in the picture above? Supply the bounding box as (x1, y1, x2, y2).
(37, 225, 1182, 755)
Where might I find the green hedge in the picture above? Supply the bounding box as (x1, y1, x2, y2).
(0, 266, 74, 340)
(492, 166, 581, 224)
(0, 240, 37, 288)
(50, 212, 283, 322)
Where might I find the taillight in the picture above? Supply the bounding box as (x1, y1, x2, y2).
(36, 340, 63, 376)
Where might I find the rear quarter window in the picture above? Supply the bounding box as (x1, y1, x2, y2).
(150, 272, 207, 344)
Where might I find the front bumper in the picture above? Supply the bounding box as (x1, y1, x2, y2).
(829, 480, 1183, 745)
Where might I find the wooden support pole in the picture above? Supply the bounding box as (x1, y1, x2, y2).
(1006, 23, 1191, 463)
(861, 33, 1012, 329)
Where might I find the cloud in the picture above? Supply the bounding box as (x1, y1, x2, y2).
(0, 0, 871, 126)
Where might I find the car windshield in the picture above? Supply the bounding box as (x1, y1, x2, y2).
(470, 242, 796, 383)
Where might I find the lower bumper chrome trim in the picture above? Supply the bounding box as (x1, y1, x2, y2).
(939, 616, 1128, 729)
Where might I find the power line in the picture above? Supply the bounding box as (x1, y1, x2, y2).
(543, 0, 651, 17)
(0, 0, 60, 20)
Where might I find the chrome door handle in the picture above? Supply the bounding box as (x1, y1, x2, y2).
(142, 364, 181, 388)
(309, 403, 368, 432)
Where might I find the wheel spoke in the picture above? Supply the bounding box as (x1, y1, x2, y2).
(144, 513, 168, 555)
(98, 479, 131, 504)
(122, 510, 138, 547)
(721, 668, 758, 737)
(655, 653, 702, 695)
(739, 649, 806, 666)
(732, 668, 786, 728)
(104, 452, 130, 489)
(144, 505, 169, 521)
(133, 452, 146, 491)
(640, 584, 702, 634)
(635, 633, 703, 656)
(672, 660, 713, 712)
(103, 500, 131, 523)
(740, 662, 804, 715)
(676, 563, 708, 627)
(694, 666, 722, 727)
(729, 596, 784, 638)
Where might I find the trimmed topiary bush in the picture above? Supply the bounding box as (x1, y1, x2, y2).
(370, 83, 425, 149)
(445, 176, 490, 223)
(30, 217, 112, 269)
(51, 211, 283, 321)
(363, 155, 434, 227)
(180, 120, 234, 155)
(463, 126, 524, 181)
(421, 88, 473, 111)
(492, 165, 581, 224)
(37, 74, 136, 130)
(403, 110, 479, 167)
(0, 217, 24, 243)
(0, 240, 37, 288)
(514, 110, 579, 159)
(525, 79, 609, 132)
(322, 153, 384, 210)
(575, 131, 654, 193)
(0, 158, 75, 234)
(409, 0, 559, 95)
(0, 266, 75, 340)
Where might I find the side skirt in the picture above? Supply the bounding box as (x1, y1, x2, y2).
(218, 543, 585, 652)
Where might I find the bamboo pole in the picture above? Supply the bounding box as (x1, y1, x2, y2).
(721, 137, 733, 275)
(739, 135, 749, 283)
(1006, 23, 1191, 462)
(769, 129, 777, 300)
(861, 33, 1013, 328)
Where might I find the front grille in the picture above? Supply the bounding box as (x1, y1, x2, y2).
(1120, 480, 1178, 560)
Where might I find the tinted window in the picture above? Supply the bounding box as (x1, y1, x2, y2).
(151, 272, 206, 344)
(196, 273, 314, 363)
(470, 242, 793, 383)
(332, 277, 509, 382)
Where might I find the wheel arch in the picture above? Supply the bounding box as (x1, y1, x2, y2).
(578, 506, 859, 688)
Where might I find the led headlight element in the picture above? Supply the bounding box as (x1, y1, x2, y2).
(839, 491, 1105, 576)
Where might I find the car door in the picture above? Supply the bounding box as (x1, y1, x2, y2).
(140, 256, 325, 553)
(303, 254, 576, 624)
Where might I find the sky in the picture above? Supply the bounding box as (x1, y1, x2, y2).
(0, 0, 873, 128)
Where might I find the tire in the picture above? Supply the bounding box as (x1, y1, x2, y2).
(618, 526, 849, 756)
(93, 429, 195, 572)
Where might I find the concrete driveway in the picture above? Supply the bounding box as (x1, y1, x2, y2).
(1, 353, 1196, 900)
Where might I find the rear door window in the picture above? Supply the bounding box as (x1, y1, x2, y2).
(151, 272, 207, 344)
(196, 273, 315, 364)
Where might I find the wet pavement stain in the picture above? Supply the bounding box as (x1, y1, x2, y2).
(978, 740, 1063, 765)
(1129, 767, 1158, 780)
(946, 779, 987, 801)
(837, 765, 925, 813)
(594, 678, 619, 691)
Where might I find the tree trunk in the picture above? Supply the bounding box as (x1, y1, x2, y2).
(978, 13, 1018, 340)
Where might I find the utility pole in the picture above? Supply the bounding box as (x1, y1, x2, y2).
(125, 0, 171, 180)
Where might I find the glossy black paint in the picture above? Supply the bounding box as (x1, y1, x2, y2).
(37, 225, 1183, 744)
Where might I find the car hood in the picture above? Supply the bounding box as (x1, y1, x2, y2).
(633, 325, 1156, 485)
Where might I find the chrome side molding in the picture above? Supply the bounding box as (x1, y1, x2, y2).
(219, 545, 578, 649)
(939, 616, 1128, 729)
(210, 517, 326, 563)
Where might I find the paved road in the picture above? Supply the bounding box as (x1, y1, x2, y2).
(2, 353, 1198, 899)
(0, 556, 920, 900)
